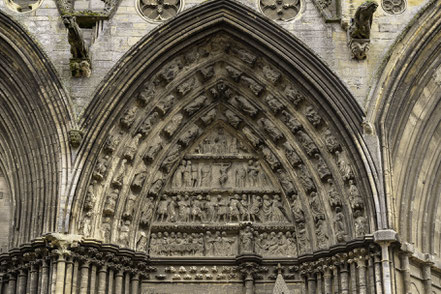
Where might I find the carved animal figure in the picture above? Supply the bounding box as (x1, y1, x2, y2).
(349, 1, 378, 40)
(62, 16, 88, 59)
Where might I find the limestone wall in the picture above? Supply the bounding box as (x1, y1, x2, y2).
(0, 0, 431, 117)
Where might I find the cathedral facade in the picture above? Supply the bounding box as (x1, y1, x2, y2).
(0, 0, 440, 293)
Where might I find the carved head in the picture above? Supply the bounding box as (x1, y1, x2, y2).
(68, 130, 83, 148)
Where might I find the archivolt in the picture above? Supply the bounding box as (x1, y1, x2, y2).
(368, 0, 441, 255)
(68, 0, 381, 254)
(0, 11, 73, 247)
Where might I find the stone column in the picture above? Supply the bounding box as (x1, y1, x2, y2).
(108, 267, 115, 294)
(17, 269, 27, 294)
(399, 243, 414, 294)
(422, 254, 434, 294)
(355, 250, 367, 294)
(348, 258, 356, 294)
(64, 257, 73, 294)
(55, 253, 68, 293)
(7, 272, 16, 294)
(79, 260, 90, 294)
(330, 265, 339, 294)
(124, 272, 130, 294)
(323, 266, 332, 294)
(131, 273, 140, 294)
(373, 252, 383, 294)
(97, 264, 108, 294)
(374, 230, 398, 294)
(89, 263, 97, 294)
(306, 273, 316, 294)
(71, 260, 79, 294)
(40, 259, 50, 294)
(29, 263, 38, 294)
(316, 271, 322, 294)
(114, 267, 124, 294)
(340, 261, 349, 294)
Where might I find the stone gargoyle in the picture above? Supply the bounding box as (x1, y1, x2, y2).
(62, 15, 91, 77)
(347, 1, 378, 60)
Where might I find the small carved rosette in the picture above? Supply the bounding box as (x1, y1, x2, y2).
(259, 0, 301, 21)
(382, 0, 405, 15)
(138, 0, 182, 21)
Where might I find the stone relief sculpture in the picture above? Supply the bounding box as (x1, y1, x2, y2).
(347, 1, 378, 60)
(78, 34, 372, 267)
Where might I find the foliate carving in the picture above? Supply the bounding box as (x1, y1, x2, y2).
(347, 1, 378, 60)
(382, 0, 405, 15)
(139, 0, 182, 21)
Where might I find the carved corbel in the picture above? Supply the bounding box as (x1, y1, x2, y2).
(347, 1, 378, 60)
(68, 129, 84, 148)
(62, 15, 92, 78)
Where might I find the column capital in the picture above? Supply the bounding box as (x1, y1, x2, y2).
(373, 229, 398, 245)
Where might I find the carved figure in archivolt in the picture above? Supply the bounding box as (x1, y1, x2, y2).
(93, 155, 110, 181)
(138, 112, 159, 137)
(140, 197, 155, 227)
(120, 106, 138, 129)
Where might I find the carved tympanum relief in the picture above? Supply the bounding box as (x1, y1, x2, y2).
(137, 0, 182, 22)
(77, 33, 369, 259)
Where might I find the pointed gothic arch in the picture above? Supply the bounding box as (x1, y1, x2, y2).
(0, 11, 74, 248)
(368, 0, 441, 256)
(68, 0, 380, 248)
